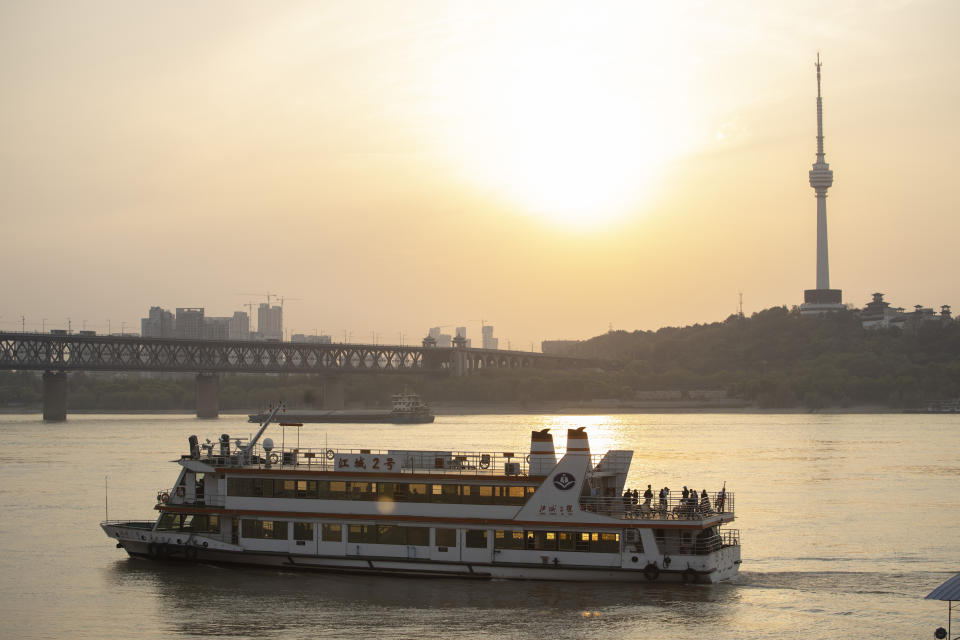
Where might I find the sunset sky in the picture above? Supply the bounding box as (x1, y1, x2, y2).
(2, 1, 958, 349)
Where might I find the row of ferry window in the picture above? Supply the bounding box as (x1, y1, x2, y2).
(227, 478, 538, 505)
(241, 521, 620, 554)
(155, 514, 621, 553)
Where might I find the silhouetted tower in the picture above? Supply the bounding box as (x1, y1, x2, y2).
(802, 53, 844, 314)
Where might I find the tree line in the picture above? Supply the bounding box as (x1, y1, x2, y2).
(1, 306, 958, 410)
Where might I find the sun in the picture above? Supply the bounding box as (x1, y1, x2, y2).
(424, 4, 693, 228)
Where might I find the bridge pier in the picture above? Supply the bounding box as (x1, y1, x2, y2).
(196, 373, 219, 419)
(323, 377, 345, 410)
(42, 370, 68, 421)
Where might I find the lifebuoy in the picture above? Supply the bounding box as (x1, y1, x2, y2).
(643, 563, 660, 581)
(175, 486, 185, 497)
(325, 449, 335, 460)
(159, 492, 169, 503)
(479, 459, 490, 470)
(525, 454, 531, 463)
(268, 452, 279, 464)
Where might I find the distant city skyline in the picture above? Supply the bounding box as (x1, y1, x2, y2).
(2, 2, 958, 349)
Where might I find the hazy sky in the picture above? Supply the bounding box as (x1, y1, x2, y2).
(2, 1, 958, 349)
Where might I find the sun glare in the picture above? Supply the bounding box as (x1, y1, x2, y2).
(427, 5, 696, 228)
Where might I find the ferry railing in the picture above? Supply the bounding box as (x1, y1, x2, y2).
(721, 529, 741, 547)
(581, 491, 734, 521)
(201, 446, 536, 478)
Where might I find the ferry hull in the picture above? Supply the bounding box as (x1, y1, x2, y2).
(105, 524, 739, 584)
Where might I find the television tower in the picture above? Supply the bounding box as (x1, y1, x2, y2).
(802, 53, 843, 314)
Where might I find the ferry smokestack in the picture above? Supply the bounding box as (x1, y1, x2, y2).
(529, 428, 557, 475)
(188, 435, 200, 459)
(566, 427, 590, 456)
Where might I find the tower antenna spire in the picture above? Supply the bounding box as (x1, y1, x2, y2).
(815, 52, 825, 163)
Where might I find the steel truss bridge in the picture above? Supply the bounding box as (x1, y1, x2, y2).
(0, 332, 588, 375)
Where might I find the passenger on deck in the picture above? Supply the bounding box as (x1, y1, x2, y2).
(631, 489, 639, 506)
(622, 489, 632, 513)
(643, 484, 653, 507)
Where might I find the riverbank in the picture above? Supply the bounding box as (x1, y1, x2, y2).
(0, 401, 900, 416)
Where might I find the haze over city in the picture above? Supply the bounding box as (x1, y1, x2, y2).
(2, 1, 958, 348)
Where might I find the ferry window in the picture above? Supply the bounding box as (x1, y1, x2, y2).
(494, 530, 525, 550)
(465, 529, 487, 548)
(436, 528, 456, 547)
(297, 480, 318, 498)
(408, 484, 428, 502)
(321, 523, 342, 542)
(293, 522, 313, 541)
(157, 513, 179, 530)
(494, 530, 506, 549)
(433, 484, 458, 503)
(378, 483, 396, 500)
(347, 525, 375, 543)
(328, 481, 347, 500)
(280, 480, 296, 498)
(510, 530, 524, 550)
(508, 486, 525, 498)
(526, 486, 537, 498)
(592, 533, 620, 554)
(538, 531, 558, 551)
(348, 482, 376, 500)
(575, 533, 590, 552)
(558, 532, 575, 551)
(376, 525, 405, 545)
(241, 519, 288, 540)
(406, 527, 429, 546)
(464, 486, 493, 505)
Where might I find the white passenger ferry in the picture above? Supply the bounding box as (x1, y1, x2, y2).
(102, 409, 741, 583)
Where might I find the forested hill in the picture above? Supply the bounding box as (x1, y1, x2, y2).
(549, 306, 960, 408)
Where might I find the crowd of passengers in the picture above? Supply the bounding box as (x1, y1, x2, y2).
(617, 484, 725, 519)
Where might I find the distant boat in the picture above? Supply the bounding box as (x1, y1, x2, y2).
(248, 389, 435, 424)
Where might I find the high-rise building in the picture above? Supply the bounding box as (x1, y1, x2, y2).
(140, 306, 174, 338)
(428, 326, 452, 348)
(203, 317, 230, 340)
(258, 303, 283, 340)
(801, 54, 845, 315)
(228, 311, 250, 340)
(482, 325, 498, 350)
(175, 308, 205, 339)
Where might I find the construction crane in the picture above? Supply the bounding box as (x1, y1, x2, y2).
(237, 292, 279, 307)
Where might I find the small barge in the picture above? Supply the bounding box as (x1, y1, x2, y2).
(249, 390, 434, 424)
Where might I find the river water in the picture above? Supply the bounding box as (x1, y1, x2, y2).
(0, 412, 956, 639)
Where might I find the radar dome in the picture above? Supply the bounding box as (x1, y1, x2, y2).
(263, 438, 274, 451)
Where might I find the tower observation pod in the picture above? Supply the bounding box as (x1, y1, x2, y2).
(801, 53, 845, 315)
